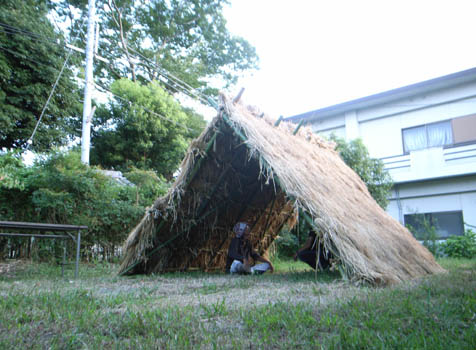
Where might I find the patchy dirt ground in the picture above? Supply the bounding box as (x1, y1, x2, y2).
(0, 259, 366, 311)
(0, 259, 27, 277)
(1, 259, 474, 350)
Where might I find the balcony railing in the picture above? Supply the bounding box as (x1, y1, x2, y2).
(381, 143, 476, 183)
(444, 143, 476, 163)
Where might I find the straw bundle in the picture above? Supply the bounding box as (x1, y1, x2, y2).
(119, 94, 444, 285)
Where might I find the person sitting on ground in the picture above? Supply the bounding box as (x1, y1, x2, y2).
(293, 230, 331, 270)
(225, 222, 274, 275)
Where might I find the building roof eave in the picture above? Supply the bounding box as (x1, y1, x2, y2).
(286, 67, 476, 123)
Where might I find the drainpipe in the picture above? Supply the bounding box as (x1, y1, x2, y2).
(395, 184, 404, 224)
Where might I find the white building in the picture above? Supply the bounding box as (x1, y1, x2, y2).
(287, 68, 476, 239)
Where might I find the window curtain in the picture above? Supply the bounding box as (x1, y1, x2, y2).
(427, 121, 453, 147)
(403, 126, 426, 152)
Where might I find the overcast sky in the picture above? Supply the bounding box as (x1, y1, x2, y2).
(222, 0, 476, 118)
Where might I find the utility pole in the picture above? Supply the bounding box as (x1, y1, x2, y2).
(81, 0, 96, 164)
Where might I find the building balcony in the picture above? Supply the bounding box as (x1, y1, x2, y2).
(381, 143, 476, 184)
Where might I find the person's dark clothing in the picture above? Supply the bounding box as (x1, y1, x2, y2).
(225, 237, 259, 273)
(297, 231, 331, 270)
(308, 231, 317, 248)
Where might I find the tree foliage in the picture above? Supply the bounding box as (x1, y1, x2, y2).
(330, 135, 393, 209)
(54, 0, 258, 95)
(123, 167, 169, 206)
(91, 79, 206, 178)
(405, 213, 440, 256)
(0, 0, 81, 151)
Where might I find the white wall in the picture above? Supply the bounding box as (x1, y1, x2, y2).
(308, 80, 476, 159)
(315, 126, 345, 139)
(310, 113, 345, 133)
(381, 143, 476, 183)
(388, 175, 476, 230)
(359, 94, 476, 159)
(359, 116, 403, 158)
(357, 82, 476, 124)
(309, 79, 476, 184)
(306, 78, 476, 237)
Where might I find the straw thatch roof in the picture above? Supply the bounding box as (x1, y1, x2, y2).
(119, 94, 444, 285)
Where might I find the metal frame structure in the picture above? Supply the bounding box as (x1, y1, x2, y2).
(0, 221, 87, 278)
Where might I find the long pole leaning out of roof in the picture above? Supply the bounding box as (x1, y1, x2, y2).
(81, 0, 96, 164)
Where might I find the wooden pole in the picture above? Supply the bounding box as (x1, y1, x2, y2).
(232, 88, 245, 104)
(185, 132, 218, 187)
(120, 206, 220, 275)
(293, 119, 305, 135)
(261, 194, 277, 236)
(274, 116, 283, 127)
(75, 230, 81, 278)
(62, 241, 66, 278)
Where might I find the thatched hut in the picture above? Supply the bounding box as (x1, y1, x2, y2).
(119, 94, 444, 285)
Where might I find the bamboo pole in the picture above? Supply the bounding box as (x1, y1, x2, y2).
(186, 132, 218, 187)
(232, 88, 245, 104)
(149, 130, 220, 242)
(261, 194, 277, 236)
(274, 116, 283, 127)
(120, 206, 220, 275)
(293, 119, 305, 135)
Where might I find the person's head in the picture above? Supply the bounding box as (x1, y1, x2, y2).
(233, 222, 250, 239)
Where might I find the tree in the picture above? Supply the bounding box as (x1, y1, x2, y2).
(0, 0, 82, 151)
(91, 79, 205, 178)
(53, 0, 259, 94)
(330, 135, 393, 209)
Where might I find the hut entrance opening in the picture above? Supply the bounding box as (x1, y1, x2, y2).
(133, 121, 295, 274)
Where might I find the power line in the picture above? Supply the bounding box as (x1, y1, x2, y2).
(26, 17, 86, 149)
(0, 22, 82, 53)
(1, 16, 203, 140)
(4, 41, 476, 118)
(96, 2, 214, 107)
(0, 44, 75, 70)
(1, 21, 214, 109)
(3, 34, 476, 114)
(124, 48, 208, 104)
(0, 21, 60, 43)
(93, 80, 194, 133)
(27, 51, 75, 148)
(140, 68, 210, 107)
(0, 23, 85, 59)
(0, 22, 200, 100)
(128, 46, 211, 105)
(0, 45, 200, 134)
(0, 27, 76, 56)
(1, 16, 216, 114)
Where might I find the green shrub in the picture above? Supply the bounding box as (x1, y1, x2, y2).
(274, 227, 299, 258)
(441, 229, 476, 258)
(406, 213, 441, 257)
(0, 150, 155, 261)
(123, 167, 169, 206)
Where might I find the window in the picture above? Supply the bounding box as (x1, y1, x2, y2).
(404, 211, 464, 239)
(402, 120, 453, 153)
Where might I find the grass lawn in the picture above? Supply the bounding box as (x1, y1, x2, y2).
(0, 258, 474, 349)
